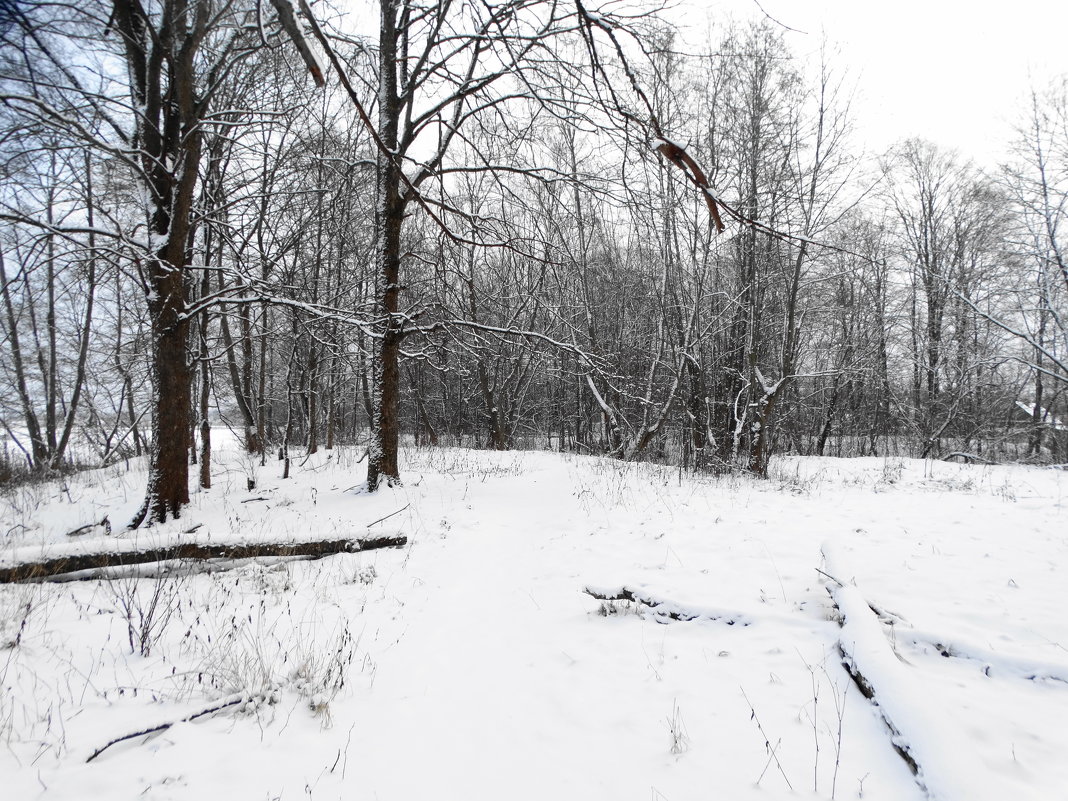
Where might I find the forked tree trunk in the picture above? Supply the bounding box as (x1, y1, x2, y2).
(114, 0, 208, 526)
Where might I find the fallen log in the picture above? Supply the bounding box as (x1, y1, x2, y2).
(66, 516, 112, 538)
(821, 542, 992, 800)
(0, 534, 407, 583)
(896, 629, 1068, 684)
(941, 451, 991, 464)
(826, 580, 923, 780)
(583, 585, 750, 626)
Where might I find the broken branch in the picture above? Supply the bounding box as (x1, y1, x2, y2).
(86, 692, 255, 763)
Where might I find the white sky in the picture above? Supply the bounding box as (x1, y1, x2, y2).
(696, 0, 1068, 166)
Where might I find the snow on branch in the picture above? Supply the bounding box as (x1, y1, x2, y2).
(269, 0, 326, 87)
(956, 291, 1068, 385)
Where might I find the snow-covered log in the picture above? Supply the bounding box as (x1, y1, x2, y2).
(822, 542, 991, 800)
(583, 585, 750, 625)
(0, 535, 407, 583)
(826, 578, 923, 778)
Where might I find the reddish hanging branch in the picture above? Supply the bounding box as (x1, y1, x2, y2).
(575, 2, 727, 234)
(575, 2, 876, 259)
(653, 139, 726, 233)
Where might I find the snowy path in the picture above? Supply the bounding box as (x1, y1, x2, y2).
(348, 474, 651, 796)
(345, 459, 926, 800)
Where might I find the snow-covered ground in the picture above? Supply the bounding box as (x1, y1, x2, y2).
(1, 437, 1065, 800)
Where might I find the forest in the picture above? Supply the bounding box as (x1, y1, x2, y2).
(1, 0, 1065, 517)
(2, 4, 1068, 799)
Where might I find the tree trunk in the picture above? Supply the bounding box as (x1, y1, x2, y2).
(367, 0, 404, 490)
(1029, 310, 1048, 456)
(52, 151, 99, 470)
(0, 248, 47, 469)
(139, 258, 193, 523)
(115, 0, 206, 526)
(198, 247, 212, 489)
(816, 378, 841, 457)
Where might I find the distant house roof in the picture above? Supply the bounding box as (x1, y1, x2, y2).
(1016, 401, 1067, 431)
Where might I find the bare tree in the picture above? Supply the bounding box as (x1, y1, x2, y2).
(1001, 80, 1068, 456)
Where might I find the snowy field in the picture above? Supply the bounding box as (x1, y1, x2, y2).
(1, 436, 1066, 801)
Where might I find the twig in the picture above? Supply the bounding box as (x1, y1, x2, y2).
(740, 687, 794, 791)
(752, 0, 807, 34)
(86, 693, 253, 763)
(366, 504, 410, 529)
(815, 567, 846, 587)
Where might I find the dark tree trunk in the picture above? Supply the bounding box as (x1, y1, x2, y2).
(367, 0, 404, 490)
(747, 388, 781, 476)
(141, 257, 194, 522)
(257, 303, 269, 456)
(307, 346, 320, 455)
(816, 379, 841, 457)
(197, 240, 212, 489)
(1028, 311, 1048, 456)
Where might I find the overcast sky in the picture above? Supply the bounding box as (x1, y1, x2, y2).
(698, 0, 1068, 167)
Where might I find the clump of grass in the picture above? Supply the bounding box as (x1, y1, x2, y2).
(179, 569, 360, 727)
(106, 569, 184, 658)
(768, 461, 826, 495)
(0, 586, 36, 650)
(666, 699, 689, 755)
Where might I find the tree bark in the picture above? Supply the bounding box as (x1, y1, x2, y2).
(367, 0, 404, 490)
(139, 254, 194, 523)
